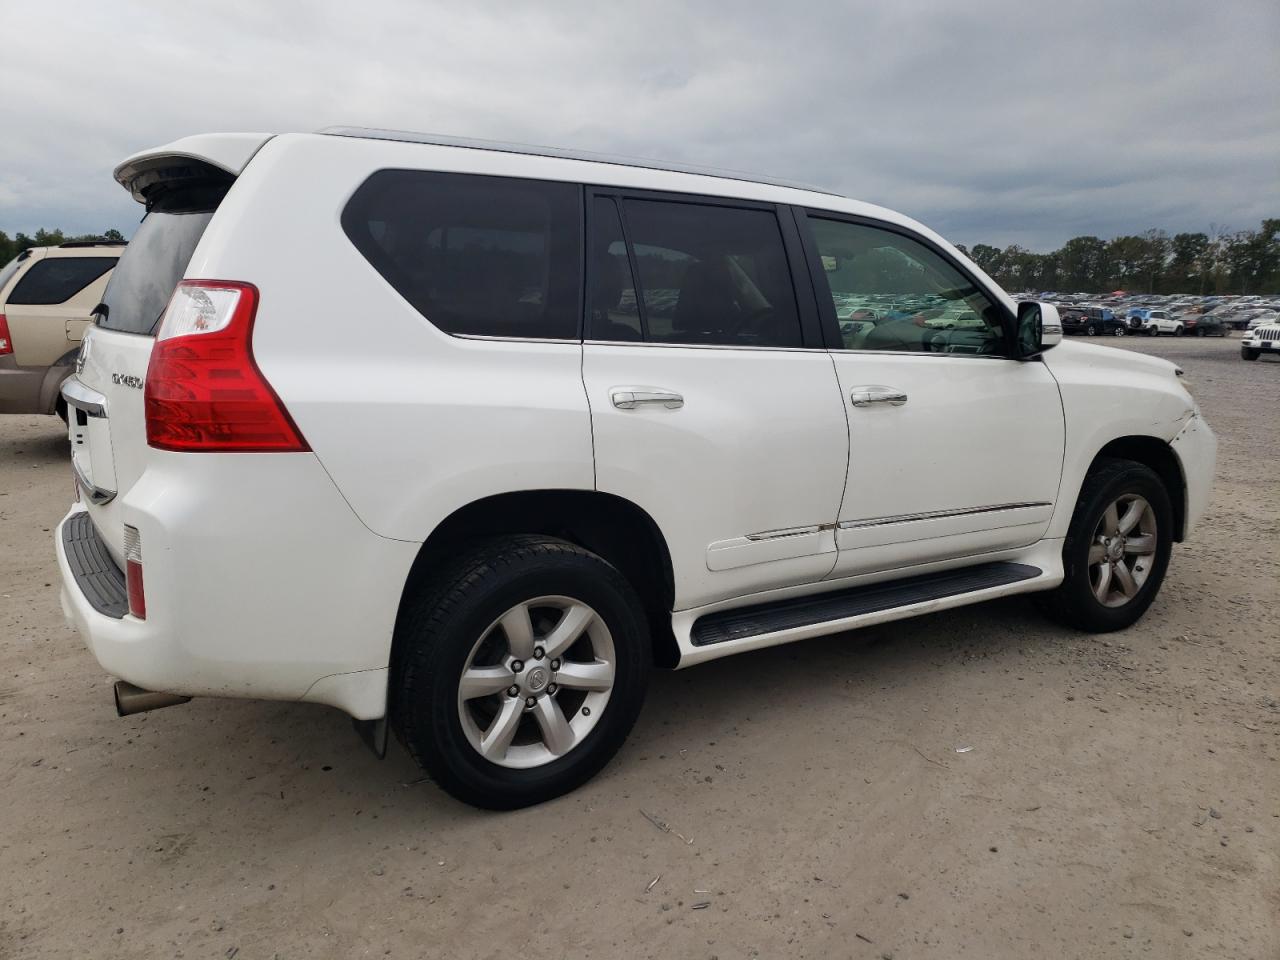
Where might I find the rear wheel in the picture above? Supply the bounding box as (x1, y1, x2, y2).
(1036, 458, 1173, 632)
(1113, 326, 1126, 337)
(392, 536, 650, 809)
(1173, 325, 1184, 337)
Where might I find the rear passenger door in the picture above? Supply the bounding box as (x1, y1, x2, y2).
(581, 190, 849, 611)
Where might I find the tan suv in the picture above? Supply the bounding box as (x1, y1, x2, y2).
(0, 241, 124, 418)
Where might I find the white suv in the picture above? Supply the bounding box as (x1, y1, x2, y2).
(1142, 310, 1183, 336)
(55, 130, 1217, 808)
(1240, 322, 1280, 360)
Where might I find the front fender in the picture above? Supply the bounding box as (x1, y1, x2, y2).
(1042, 341, 1198, 539)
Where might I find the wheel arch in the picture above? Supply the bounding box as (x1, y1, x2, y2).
(393, 490, 680, 669)
(1091, 436, 1187, 541)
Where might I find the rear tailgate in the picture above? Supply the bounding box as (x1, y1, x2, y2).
(65, 137, 270, 563)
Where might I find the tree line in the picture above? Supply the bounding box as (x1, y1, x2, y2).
(957, 219, 1279, 295)
(6, 218, 1279, 296)
(0, 228, 126, 265)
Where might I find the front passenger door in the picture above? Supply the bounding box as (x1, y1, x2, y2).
(799, 212, 1066, 578)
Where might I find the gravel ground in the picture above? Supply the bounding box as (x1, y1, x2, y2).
(1, 335, 1276, 959)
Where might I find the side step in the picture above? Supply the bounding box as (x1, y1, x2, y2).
(690, 561, 1042, 647)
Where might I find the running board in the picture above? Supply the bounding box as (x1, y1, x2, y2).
(690, 561, 1042, 647)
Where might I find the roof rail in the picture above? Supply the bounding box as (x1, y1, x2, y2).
(58, 240, 127, 248)
(317, 126, 839, 197)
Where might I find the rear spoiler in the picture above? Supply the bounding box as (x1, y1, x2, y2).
(113, 133, 274, 203)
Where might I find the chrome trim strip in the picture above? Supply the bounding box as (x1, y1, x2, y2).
(584, 339, 816, 354)
(454, 334, 581, 345)
(838, 502, 1053, 530)
(71, 456, 116, 505)
(744, 524, 824, 542)
(61, 378, 108, 418)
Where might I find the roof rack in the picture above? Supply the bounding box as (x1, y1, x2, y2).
(318, 126, 839, 197)
(58, 240, 127, 248)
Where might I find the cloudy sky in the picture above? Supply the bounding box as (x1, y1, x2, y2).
(3, 0, 1276, 250)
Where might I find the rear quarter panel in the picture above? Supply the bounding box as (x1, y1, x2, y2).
(184, 134, 595, 542)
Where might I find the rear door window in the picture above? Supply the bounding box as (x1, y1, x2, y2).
(616, 198, 802, 348)
(97, 182, 229, 335)
(342, 170, 582, 340)
(7, 257, 116, 305)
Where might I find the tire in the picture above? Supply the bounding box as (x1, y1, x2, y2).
(1173, 326, 1183, 337)
(1036, 458, 1173, 633)
(1113, 326, 1126, 337)
(392, 535, 650, 809)
(1241, 348, 1259, 361)
(1086, 325, 1097, 336)
(1194, 327, 1205, 337)
(1146, 326, 1158, 336)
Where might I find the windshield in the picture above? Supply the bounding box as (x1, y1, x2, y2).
(96, 182, 229, 335)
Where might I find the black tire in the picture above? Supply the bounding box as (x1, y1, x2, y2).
(1147, 326, 1158, 336)
(1173, 326, 1184, 337)
(1036, 458, 1173, 633)
(1241, 348, 1258, 361)
(392, 535, 650, 809)
(1086, 325, 1097, 336)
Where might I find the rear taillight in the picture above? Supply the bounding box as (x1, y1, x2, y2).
(0, 314, 12, 356)
(123, 524, 146, 620)
(144, 281, 308, 452)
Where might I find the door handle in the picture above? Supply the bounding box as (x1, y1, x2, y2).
(611, 387, 684, 410)
(849, 385, 908, 407)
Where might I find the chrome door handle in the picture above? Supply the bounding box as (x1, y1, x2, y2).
(849, 385, 908, 407)
(610, 387, 684, 410)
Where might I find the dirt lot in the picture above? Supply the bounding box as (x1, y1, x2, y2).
(1, 336, 1276, 960)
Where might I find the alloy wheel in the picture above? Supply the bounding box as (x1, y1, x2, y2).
(457, 596, 615, 769)
(1088, 495, 1158, 608)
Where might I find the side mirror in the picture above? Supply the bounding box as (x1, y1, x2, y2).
(1015, 301, 1062, 358)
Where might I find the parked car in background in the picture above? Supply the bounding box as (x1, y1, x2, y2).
(1184, 313, 1228, 337)
(0, 241, 125, 417)
(1061, 306, 1126, 336)
(55, 128, 1217, 809)
(1240, 321, 1280, 361)
(1141, 310, 1184, 336)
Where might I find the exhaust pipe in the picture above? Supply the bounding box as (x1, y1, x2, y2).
(113, 680, 191, 717)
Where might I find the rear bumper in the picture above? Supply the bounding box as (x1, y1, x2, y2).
(1170, 412, 1217, 539)
(54, 452, 421, 719)
(0, 356, 51, 414)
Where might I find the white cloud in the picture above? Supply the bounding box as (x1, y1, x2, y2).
(2, 0, 1276, 248)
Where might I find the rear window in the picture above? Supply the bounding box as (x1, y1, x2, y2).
(342, 170, 582, 339)
(7, 257, 115, 305)
(97, 182, 228, 335)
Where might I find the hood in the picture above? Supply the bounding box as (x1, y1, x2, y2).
(1044, 338, 1181, 378)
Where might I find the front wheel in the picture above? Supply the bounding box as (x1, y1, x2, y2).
(1086, 325, 1097, 336)
(1036, 458, 1173, 632)
(1242, 348, 1259, 361)
(392, 536, 650, 809)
